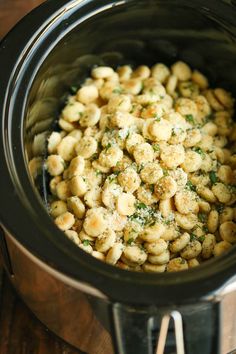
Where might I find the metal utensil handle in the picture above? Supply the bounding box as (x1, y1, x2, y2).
(156, 311, 185, 354)
(110, 301, 221, 354)
(110, 303, 185, 354)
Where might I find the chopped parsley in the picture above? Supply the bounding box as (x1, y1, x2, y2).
(136, 202, 147, 210)
(190, 233, 197, 241)
(193, 147, 205, 157)
(209, 171, 218, 185)
(129, 213, 141, 222)
(105, 143, 112, 150)
(108, 174, 117, 183)
(95, 170, 102, 176)
(155, 116, 161, 122)
(129, 205, 160, 227)
(186, 180, 196, 192)
(153, 144, 160, 152)
(139, 244, 146, 252)
(127, 238, 134, 245)
(91, 153, 99, 161)
(215, 204, 224, 213)
(198, 213, 207, 223)
(149, 184, 155, 193)
(202, 225, 208, 233)
(118, 99, 125, 106)
(82, 240, 90, 246)
(185, 114, 195, 124)
(137, 163, 145, 173)
(171, 129, 177, 136)
(130, 104, 137, 114)
(162, 169, 169, 176)
(198, 235, 205, 242)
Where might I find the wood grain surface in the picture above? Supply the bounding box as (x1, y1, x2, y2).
(0, 0, 45, 38)
(0, 258, 80, 354)
(0, 1, 80, 353)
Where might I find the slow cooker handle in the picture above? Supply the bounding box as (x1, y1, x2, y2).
(110, 301, 221, 354)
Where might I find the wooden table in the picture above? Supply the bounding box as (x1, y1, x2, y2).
(0, 1, 80, 353)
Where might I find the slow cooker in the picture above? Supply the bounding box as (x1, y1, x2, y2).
(1, 1, 236, 353)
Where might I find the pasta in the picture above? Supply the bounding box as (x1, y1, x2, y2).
(44, 61, 236, 272)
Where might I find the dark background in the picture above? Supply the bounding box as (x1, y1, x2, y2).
(0, 1, 80, 353)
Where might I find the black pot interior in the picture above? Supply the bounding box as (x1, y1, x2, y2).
(2, 0, 236, 304)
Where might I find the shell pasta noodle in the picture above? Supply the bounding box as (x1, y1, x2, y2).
(44, 61, 236, 272)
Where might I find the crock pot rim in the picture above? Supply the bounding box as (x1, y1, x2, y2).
(1, 0, 236, 305)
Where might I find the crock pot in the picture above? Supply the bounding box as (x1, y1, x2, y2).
(1, 1, 236, 353)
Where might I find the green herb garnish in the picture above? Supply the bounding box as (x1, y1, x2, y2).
(150, 184, 155, 193)
(202, 225, 208, 233)
(130, 213, 139, 220)
(190, 233, 197, 241)
(186, 180, 196, 192)
(108, 175, 117, 183)
(127, 238, 134, 245)
(130, 104, 136, 114)
(215, 204, 224, 213)
(198, 236, 205, 242)
(136, 202, 147, 210)
(198, 213, 207, 223)
(162, 169, 169, 176)
(209, 171, 218, 185)
(83, 240, 90, 246)
(95, 170, 102, 176)
(185, 114, 195, 124)
(153, 144, 160, 152)
(91, 153, 99, 161)
(171, 129, 177, 136)
(193, 147, 205, 157)
(140, 244, 146, 252)
(105, 143, 112, 150)
(137, 163, 145, 173)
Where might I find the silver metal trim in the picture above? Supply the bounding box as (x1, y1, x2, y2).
(172, 311, 185, 354)
(156, 311, 185, 354)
